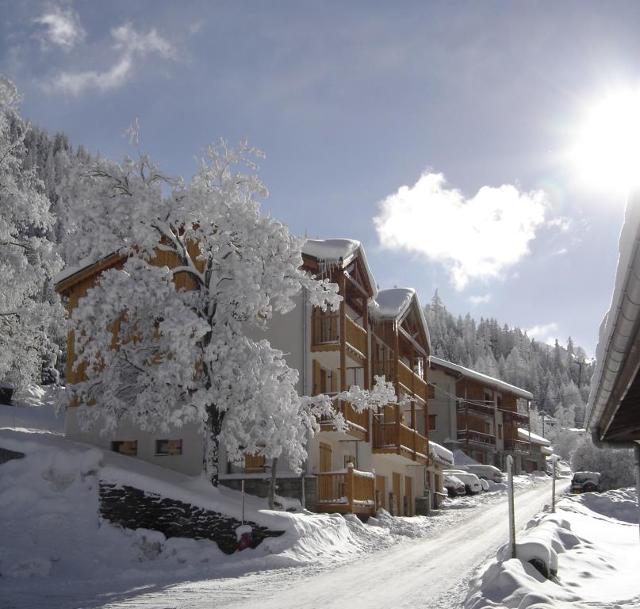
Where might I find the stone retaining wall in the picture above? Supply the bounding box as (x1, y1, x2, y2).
(99, 482, 284, 554)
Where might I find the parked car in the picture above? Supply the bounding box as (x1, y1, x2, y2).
(571, 471, 601, 493)
(443, 469, 483, 494)
(443, 474, 466, 497)
(479, 478, 490, 492)
(462, 464, 504, 483)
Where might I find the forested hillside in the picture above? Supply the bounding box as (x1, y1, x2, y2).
(425, 290, 593, 428)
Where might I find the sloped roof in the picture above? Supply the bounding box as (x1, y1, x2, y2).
(302, 238, 377, 298)
(429, 356, 533, 400)
(369, 288, 431, 352)
(517, 427, 551, 446)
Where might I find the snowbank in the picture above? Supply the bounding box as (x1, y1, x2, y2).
(465, 488, 640, 609)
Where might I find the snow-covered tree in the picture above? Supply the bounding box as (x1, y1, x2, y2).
(0, 78, 63, 388)
(66, 141, 341, 483)
(571, 436, 636, 490)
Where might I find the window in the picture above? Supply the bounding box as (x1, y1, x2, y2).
(344, 454, 357, 468)
(111, 440, 137, 456)
(428, 414, 437, 430)
(484, 389, 493, 404)
(498, 424, 503, 440)
(155, 439, 183, 456)
(496, 394, 503, 409)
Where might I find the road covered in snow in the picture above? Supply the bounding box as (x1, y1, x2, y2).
(102, 479, 565, 609)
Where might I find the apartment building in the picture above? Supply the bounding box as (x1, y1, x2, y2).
(55, 238, 446, 517)
(428, 356, 532, 472)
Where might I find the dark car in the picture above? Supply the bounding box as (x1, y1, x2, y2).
(571, 471, 601, 493)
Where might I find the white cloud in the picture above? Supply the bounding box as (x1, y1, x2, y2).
(374, 172, 549, 290)
(469, 294, 491, 305)
(51, 23, 175, 95)
(35, 6, 85, 50)
(527, 322, 559, 345)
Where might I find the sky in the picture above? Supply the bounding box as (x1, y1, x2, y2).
(3, 0, 639, 356)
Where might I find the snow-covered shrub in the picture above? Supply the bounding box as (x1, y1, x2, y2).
(571, 436, 636, 490)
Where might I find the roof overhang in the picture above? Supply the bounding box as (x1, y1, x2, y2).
(429, 356, 533, 400)
(587, 194, 640, 444)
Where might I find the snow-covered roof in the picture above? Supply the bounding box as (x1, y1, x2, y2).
(369, 288, 431, 352)
(429, 356, 533, 400)
(429, 441, 454, 466)
(54, 251, 124, 287)
(517, 427, 551, 446)
(302, 238, 377, 298)
(586, 193, 640, 440)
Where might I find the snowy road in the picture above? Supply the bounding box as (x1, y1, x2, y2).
(103, 480, 567, 609)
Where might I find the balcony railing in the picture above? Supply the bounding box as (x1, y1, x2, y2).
(398, 359, 428, 398)
(343, 401, 369, 434)
(457, 429, 496, 446)
(504, 438, 530, 453)
(456, 400, 495, 415)
(372, 418, 428, 463)
(345, 315, 368, 356)
(311, 312, 367, 358)
(316, 465, 376, 515)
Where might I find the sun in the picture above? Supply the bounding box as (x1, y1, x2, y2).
(572, 88, 640, 192)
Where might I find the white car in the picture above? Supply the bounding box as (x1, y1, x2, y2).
(462, 464, 504, 483)
(443, 469, 483, 494)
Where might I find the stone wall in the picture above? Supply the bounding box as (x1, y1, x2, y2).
(99, 482, 284, 554)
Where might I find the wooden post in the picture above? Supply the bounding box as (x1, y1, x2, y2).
(241, 479, 245, 525)
(551, 457, 557, 513)
(363, 297, 370, 390)
(347, 463, 355, 512)
(338, 273, 347, 393)
(507, 455, 516, 559)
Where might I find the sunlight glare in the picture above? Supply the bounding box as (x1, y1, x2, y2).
(573, 89, 640, 192)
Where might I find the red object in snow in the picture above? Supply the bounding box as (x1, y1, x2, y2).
(236, 531, 253, 551)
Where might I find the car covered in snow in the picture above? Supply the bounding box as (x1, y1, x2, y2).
(443, 474, 466, 497)
(443, 469, 483, 494)
(478, 478, 490, 492)
(462, 464, 504, 483)
(571, 471, 601, 493)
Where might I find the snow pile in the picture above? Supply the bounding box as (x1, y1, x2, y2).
(430, 440, 454, 466)
(465, 488, 640, 609)
(367, 509, 438, 538)
(0, 385, 64, 433)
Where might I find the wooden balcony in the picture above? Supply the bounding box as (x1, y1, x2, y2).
(372, 418, 428, 464)
(457, 429, 496, 447)
(321, 400, 369, 440)
(311, 312, 367, 363)
(504, 438, 530, 453)
(501, 409, 529, 423)
(316, 465, 376, 515)
(457, 400, 495, 416)
(398, 359, 428, 399)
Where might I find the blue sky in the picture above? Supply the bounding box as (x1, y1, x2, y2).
(3, 1, 639, 355)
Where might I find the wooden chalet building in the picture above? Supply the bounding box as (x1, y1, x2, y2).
(428, 356, 532, 472)
(56, 238, 446, 517)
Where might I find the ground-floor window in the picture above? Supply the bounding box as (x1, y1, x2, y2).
(111, 440, 138, 456)
(155, 439, 183, 456)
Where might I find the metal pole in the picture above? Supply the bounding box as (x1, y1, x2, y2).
(635, 444, 640, 543)
(551, 457, 557, 513)
(507, 455, 516, 559)
(241, 479, 245, 525)
(300, 471, 306, 509)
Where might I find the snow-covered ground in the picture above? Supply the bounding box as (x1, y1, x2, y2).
(0, 424, 557, 609)
(465, 488, 640, 609)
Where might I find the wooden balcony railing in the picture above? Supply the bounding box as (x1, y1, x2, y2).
(316, 465, 376, 515)
(372, 419, 428, 463)
(398, 359, 428, 398)
(501, 409, 529, 422)
(457, 400, 495, 415)
(343, 401, 369, 434)
(345, 315, 368, 356)
(457, 429, 496, 446)
(504, 438, 530, 453)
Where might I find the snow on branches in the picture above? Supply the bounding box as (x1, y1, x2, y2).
(0, 78, 62, 388)
(67, 141, 342, 481)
